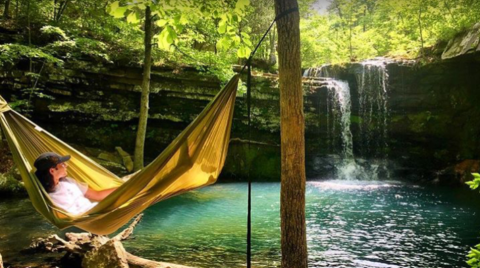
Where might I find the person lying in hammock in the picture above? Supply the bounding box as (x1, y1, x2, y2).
(34, 152, 118, 215)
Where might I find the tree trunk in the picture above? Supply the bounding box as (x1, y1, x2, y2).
(269, 25, 277, 66)
(3, 0, 10, 18)
(133, 6, 153, 171)
(27, 0, 32, 72)
(54, 0, 68, 23)
(0, 127, 3, 149)
(274, 0, 307, 267)
(29, 215, 193, 268)
(363, 5, 367, 32)
(417, 7, 424, 57)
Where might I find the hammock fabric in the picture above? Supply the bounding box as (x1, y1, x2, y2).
(0, 75, 239, 235)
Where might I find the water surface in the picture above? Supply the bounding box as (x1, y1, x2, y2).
(1, 180, 480, 268)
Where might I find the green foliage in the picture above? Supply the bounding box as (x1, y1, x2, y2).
(40, 25, 70, 41)
(108, 0, 253, 63)
(467, 173, 480, 267)
(43, 38, 111, 63)
(301, 0, 480, 66)
(467, 173, 480, 191)
(468, 243, 480, 267)
(0, 44, 63, 67)
(0, 170, 24, 195)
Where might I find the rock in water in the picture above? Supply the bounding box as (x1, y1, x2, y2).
(82, 239, 129, 268)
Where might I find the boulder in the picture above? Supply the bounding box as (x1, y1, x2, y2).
(82, 239, 129, 268)
(435, 159, 480, 185)
(442, 22, 480, 60)
(98, 152, 123, 165)
(115, 147, 134, 172)
(454, 159, 480, 184)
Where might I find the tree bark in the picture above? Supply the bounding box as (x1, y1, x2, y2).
(3, 0, 10, 18)
(0, 128, 3, 149)
(274, 0, 307, 267)
(134, 6, 153, 171)
(269, 25, 277, 66)
(417, 6, 424, 57)
(54, 0, 68, 23)
(26, 0, 32, 72)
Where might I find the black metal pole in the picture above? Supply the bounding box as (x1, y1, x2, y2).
(247, 59, 252, 268)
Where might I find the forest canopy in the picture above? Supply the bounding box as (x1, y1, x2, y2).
(0, 0, 479, 77)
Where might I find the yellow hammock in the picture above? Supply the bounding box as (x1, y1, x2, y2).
(0, 75, 239, 235)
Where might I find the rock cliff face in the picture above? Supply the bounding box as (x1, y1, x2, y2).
(0, 59, 284, 180)
(2, 23, 480, 184)
(305, 55, 480, 184)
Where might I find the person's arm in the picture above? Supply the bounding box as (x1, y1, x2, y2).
(84, 187, 118, 202)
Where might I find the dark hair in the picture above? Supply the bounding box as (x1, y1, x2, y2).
(35, 169, 56, 193)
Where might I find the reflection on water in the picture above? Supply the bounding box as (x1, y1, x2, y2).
(1, 181, 480, 268)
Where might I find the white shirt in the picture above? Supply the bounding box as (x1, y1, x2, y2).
(49, 177, 97, 215)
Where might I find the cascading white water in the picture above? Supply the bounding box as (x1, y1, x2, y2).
(305, 59, 391, 180)
(324, 80, 353, 159)
(356, 60, 389, 159)
(323, 79, 367, 180)
(356, 59, 391, 179)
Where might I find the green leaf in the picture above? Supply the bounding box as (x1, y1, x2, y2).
(216, 36, 231, 51)
(232, 35, 241, 46)
(110, 1, 119, 11)
(236, 45, 251, 58)
(243, 46, 252, 57)
(126, 12, 140, 24)
(156, 19, 168, 27)
(111, 6, 127, 18)
(218, 19, 227, 34)
(179, 14, 189, 25)
(237, 46, 246, 58)
(235, 0, 250, 11)
(157, 26, 177, 51)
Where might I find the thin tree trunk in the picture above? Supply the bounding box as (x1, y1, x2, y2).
(269, 25, 276, 66)
(27, 0, 32, 72)
(3, 0, 10, 18)
(53, 0, 57, 21)
(349, 23, 353, 60)
(0, 128, 3, 149)
(133, 6, 153, 171)
(274, 0, 307, 267)
(363, 5, 367, 32)
(55, 0, 68, 23)
(418, 7, 424, 57)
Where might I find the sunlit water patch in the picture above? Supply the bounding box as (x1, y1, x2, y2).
(1, 181, 480, 267)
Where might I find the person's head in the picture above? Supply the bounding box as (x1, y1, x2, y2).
(34, 152, 70, 192)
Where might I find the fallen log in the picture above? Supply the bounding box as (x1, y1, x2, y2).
(29, 214, 194, 268)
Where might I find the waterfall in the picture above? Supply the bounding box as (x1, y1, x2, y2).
(355, 60, 391, 179)
(323, 79, 367, 180)
(324, 80, 353, 159)
(305, 59, 391, 180)
(356, 60, 389, 160)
